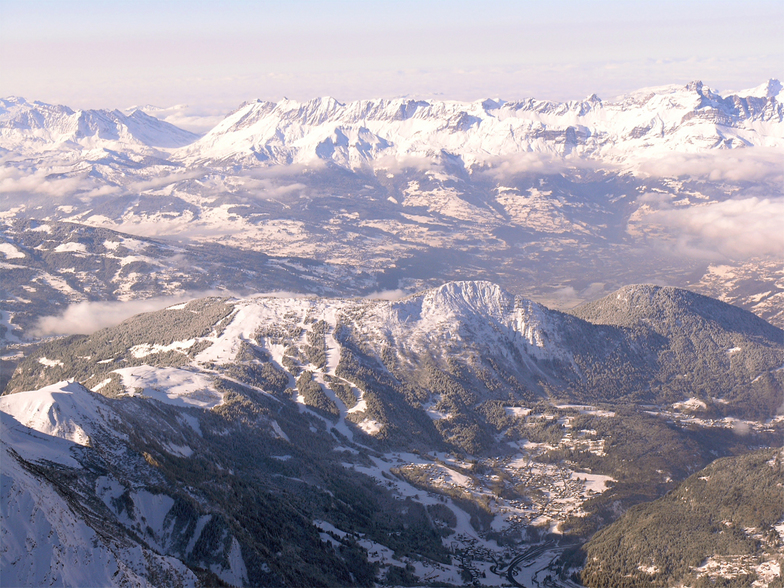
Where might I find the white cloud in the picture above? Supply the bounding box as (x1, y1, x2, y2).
(370, 155, 441, 175)
(32, 291, 232, 337)
(363, 289, 409, 301)
(732, 420, 750, 436)
(232, 178, 308, 200)
(474, 152, 610, 179)
(637, 149, 784, 183)
(0, 167, 91, 198)
(250, 291, 317, 299)
(125, 170, 207, 193)
(639, 196, 784, 259)
(549, 282, 610, 308)
(475, 153, 570, 179)
(244, 160, 328, 179)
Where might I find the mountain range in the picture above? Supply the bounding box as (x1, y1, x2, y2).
(4, 79, 782, 162)
(1, 79, 784, 586)
(2, 79, 783, 355)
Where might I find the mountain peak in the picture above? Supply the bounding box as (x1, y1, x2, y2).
(0, 96, 32, 109)
(424, 280, 514, 317)
(736, 78, 783, 99)
(0, 380, 108, 448)
(573, 284, 783, 342)
(0, 99, 199, 151)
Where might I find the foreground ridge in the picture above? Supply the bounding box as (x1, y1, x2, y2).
(2, 281, 782, 586)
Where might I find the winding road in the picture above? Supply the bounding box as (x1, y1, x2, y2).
(491, 541, 581, 588)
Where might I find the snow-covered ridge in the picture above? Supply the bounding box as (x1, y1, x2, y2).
(0, 380, 113, 447)
(0, 96, 199, 153)
(195, 281, 571, 378)
(3, 79, 782, 166)
(175, 79, 784, 168)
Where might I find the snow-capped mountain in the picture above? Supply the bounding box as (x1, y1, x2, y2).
(3, 80, 782, 166)
(175, 80, 784, 168)
(0, 97, 199, 154)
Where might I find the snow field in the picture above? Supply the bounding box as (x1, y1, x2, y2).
(0, 381, 115, 448)
(113, 366, 222, 408)
(0, 242, 25, 259)
(1, 446, 199, 588)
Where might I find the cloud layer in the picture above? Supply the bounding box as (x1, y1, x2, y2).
(637, 149, 784, 184)
(32, 293, 226, 337)
(640, 196, 784, 259)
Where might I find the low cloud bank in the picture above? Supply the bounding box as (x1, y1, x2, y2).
(637, 149, 784, 183)
(363, 289, 409, 301)
(249, 291, 317, 299)
(639, 196, 784, 259)
(370, 155, 442, 175)
(0, 166, 90, 198)
(549, 282, 610, 308)
(32, 291, 232, 337)
(476, 153, 571, 178)
(0, 162, 206, 201)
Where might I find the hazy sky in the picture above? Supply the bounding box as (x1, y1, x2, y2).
(2, 0, 782, 115)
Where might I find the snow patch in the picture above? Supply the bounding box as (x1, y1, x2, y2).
(130, 339, 196, 358)
(505, 406, 532, 418)
(672, 397, 707, 411)
(38, 357, 64, 368)
(53, 242, 88, 254)
(570, 471, 615, 494)
(90, 378, 112, 392)
(270, 420, 289, 441)
(0, 243, 24, 259)
(113, 366, 222, 408)
(162, 442, 194, 457)
(210, 537, 248, 587)
(358, 419, 383, 435)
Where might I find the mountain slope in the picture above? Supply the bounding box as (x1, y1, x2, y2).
(0, 379, 446, 587)
(2, 283, 783, 587)
(580, 448, 784, 588)
(7, 282, 783, 451)
(571, 285, 784, 416)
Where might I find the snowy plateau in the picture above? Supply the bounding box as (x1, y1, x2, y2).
(0, 80, 783, 587)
